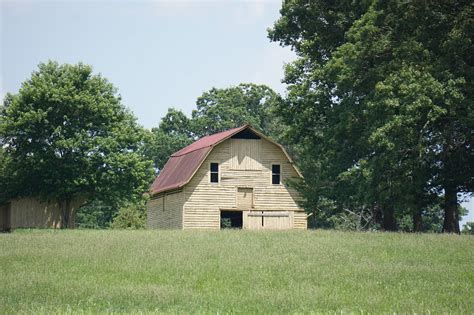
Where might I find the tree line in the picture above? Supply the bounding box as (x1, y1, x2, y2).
(1, 0, 472, 232)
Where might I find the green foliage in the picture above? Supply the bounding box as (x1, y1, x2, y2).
(462, 222, 474, 235)
(191, 83, 284, 138)
(269, 0, 474, 232)
(144, 108, 193, 170)
(145, 84, 287, 171)
(110, 198, 147, 230)
(1, 230, 473, 313)
(0, 61, 154, 226)
(75, 199, 116, 229)
(220, 218, 232, 229)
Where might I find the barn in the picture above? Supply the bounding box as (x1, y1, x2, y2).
(147, 125, 307, 230)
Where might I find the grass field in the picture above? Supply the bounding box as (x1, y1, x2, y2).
(0, 230, 473, 314)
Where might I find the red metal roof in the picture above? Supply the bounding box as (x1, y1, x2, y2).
(150, 125, 248, 195)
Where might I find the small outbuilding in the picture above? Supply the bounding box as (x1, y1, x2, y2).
(0, 197, 84, 231)
(147, 125, 307, 230)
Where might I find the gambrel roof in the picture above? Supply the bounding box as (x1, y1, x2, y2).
(149, 125, 301, 195)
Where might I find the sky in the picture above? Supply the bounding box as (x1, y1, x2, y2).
(1, 0, 295, 128)
(1, 0, 473, 226)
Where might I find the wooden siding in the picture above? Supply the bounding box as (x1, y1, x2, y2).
(294, 211, 308, 229)
(183, 137, 306, 229)
(147, 190, 184, 229)
(237, 188, 253, 209)
(230, 139, 261, 170)
(7, 197, 83, 229)
(245, 211, 292, 230)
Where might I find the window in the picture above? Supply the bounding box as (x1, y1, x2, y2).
(210, 162, 219, 183)
(272, 164, 281, 185)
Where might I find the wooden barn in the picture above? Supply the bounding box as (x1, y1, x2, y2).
(0, 197, 84, 231)
(147, 125, 307, 230)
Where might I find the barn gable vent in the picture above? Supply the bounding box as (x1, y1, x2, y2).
(231, 128, 261, 140)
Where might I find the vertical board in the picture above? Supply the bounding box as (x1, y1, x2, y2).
(8, 197, 83, 229)
(245, 212, 263, 230)
(230, 139, 261, 170)
(264, 215, 291, 229)
(237, 188, 253, 209)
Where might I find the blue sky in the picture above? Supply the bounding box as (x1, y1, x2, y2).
(1, 0, 472, 226)
(1, 0, 294, 128)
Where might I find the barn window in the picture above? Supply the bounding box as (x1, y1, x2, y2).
(272, 164, 281, 185)
(210, 162, 219, 183)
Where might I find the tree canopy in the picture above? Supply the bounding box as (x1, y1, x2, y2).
(145, 83, 285, 170)
(269, 0, 473, 232)
(0, 61, 154, 227)
(191, 83, 283, 138)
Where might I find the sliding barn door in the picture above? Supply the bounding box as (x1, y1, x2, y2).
(245, 211, 291, 230)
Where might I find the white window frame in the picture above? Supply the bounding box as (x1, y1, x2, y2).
(209, 161, 220, 184)
(271, 164, 281, 185)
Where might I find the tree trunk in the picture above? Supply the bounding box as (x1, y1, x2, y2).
(412, 209, 423, 232)
(381, 205, 397, 231)
(373, 205, 383, 227)
(442, 187, 459, 234)
(60, 198, 75, 229)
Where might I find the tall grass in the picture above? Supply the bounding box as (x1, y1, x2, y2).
(1, 230, 472, 313)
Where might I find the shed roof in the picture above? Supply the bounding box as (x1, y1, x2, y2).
(149, 125, 301, 195)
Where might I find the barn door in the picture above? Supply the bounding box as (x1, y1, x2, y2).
(245, 211, 291, 230)
(237, 188, 253, 209)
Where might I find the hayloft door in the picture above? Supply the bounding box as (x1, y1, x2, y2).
(237, 188, 253, 209)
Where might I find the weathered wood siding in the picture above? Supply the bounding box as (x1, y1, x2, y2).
(245, 211, 292, 229)
(183, 138, 306, 229)
(147, 190, 184, 229)
(230, 139, 261, 170)
(293, 211, 308, 229)
(7, 197, 83, 229)
(237, 188, 253, 209)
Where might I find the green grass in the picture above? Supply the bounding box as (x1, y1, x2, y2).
(0, 230, 473, 314)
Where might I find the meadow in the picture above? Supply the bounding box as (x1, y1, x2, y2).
(0, 229, 473, 314)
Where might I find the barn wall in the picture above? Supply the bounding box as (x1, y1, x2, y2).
(183, 138, 306, 229)
(8, 197, 83, 229)
(147, 190, 184, 229)
(293, 211, 308, 230)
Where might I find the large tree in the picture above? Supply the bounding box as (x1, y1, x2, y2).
(191, 83, 284, 138)
(269, 0, 473, 232)
(144, 108, 193, 170)
(145, 84, 287, 171)
(0, 61, 154, 228)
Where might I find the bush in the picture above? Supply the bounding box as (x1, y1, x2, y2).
(462, 222, 474, 235)
(76, 199, 116, 229)
(111, 199, 147, 230)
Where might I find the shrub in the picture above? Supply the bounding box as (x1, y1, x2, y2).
(111, 198, 147, 230)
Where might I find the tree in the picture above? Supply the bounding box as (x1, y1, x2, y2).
(144, 108, 193, 171)
(0, 61, 154, 228)
(191, 83, 284, 138)
(462, 222, 474, 235)
(145, 84, 287, 171)
(269, 1, 473, 232)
